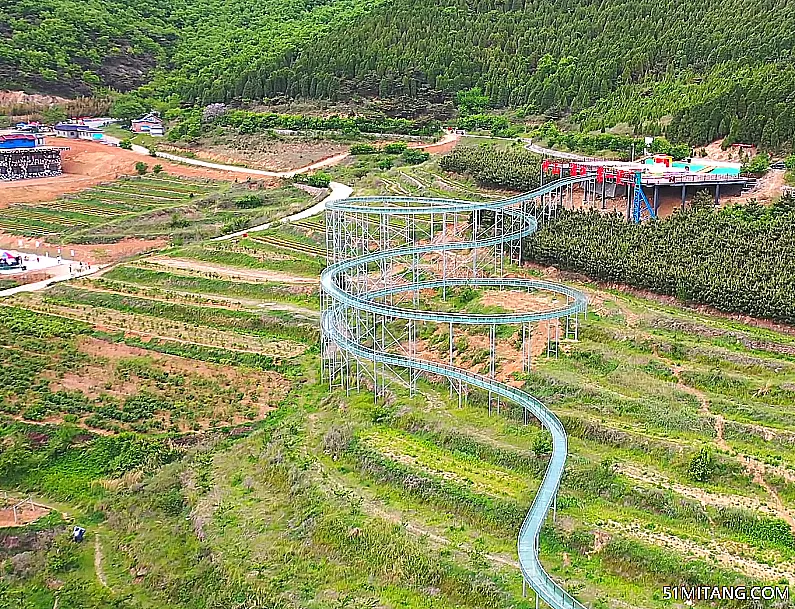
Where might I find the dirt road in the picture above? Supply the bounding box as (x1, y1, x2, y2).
(213, 181, 352, 241)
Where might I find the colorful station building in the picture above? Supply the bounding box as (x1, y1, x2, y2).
(0, 133, 69, 181)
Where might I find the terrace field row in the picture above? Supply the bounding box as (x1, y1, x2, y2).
(0, 175, 227, 237)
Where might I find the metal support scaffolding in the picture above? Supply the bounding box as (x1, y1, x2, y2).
(320, 177, 590, 609)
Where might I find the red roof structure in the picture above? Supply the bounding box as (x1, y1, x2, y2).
(0, 133, 37, 149)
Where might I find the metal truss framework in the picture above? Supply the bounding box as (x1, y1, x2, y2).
(631, 171, 658, 223)
(320, 176, 593, 609)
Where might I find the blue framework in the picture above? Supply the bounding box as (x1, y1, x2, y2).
(631, 171, 657, 223)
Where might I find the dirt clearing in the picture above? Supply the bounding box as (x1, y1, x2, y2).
(0, 497, 51, 527)
(163, 135, 350, 173)
(159, 131, 459, 174)
(479, 288, 567, 315)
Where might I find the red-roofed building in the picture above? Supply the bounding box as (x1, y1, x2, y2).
(0, 133, 43, 148)
(0, 133, 68, 181)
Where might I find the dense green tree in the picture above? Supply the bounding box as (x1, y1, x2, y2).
(689, 447, 716, 482)
(456, 87, 490, 115)
(2, 0, 794, 150)
(440, 145, 542, 190)
(110, 95, 149, 122)
(520, 198, 795, 324)
(401, 149, 430, 165)
(741, 153, 771, 177)
(40, 106, 68, 124)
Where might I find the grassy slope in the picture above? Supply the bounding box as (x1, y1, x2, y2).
(3, 210, 795, 608)
(0, 176, 315, 244)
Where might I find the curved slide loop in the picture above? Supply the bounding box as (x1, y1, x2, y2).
(321, 176, 590, 609)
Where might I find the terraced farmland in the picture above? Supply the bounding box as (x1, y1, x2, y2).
(4, 224, 795, 609)
(93, 264, 319, 307)
(326, 152, 509, 200)
(247, 233, 326, 258)
(168, 221, 328, 278)
(3, 157, 795, 609)
(0, 175, 224, 237)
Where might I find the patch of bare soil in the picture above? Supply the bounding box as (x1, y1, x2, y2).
(703, 139, 757, 163)
(414, 132, 460, 154)
(737, 169, 787, 204)
(78, 336, 274, 383)
(94, 534, 109, 589)
(55, 362, 136, 398)
(162, 131, 457, 175)
(412, 325, 542, 388)
(163, 135, 349, 173)
(0, 271, 49, 286)
(0, 90, 71, 108)
(478, 289, 571, 361)
(478, 288, 562, 314)
(148, 256, 318, 284)
(0, 497, 51, 527)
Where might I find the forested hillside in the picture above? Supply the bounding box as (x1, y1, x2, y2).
(274, 0, 795, 148)
(0, 0, 174, 96)
(147, 0, 389, 105)
(524, 197, 795, 324)
(0, 0, 386, 98)
(2, 0, 794, 149)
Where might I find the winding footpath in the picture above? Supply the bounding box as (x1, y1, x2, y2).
(667, 360, 795, 532)
(320, 178, 591, 609)
(0, 265, 100, 298)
